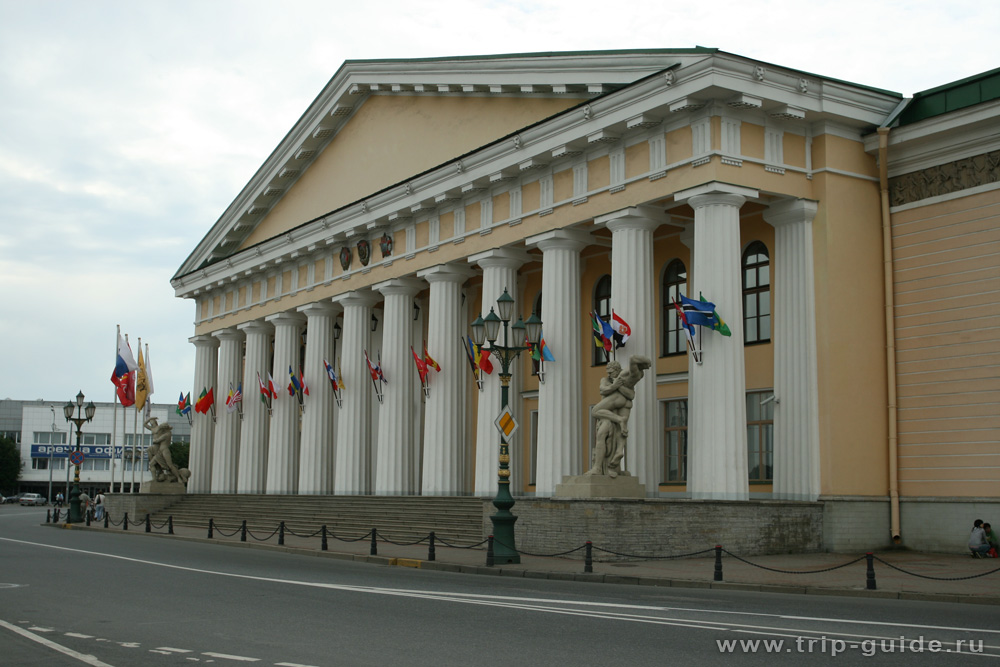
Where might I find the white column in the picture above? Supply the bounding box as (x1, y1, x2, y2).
(595, 207, 663, 495)
(373, 278, 423, 495)
(332, 291, 377, 494)
(297, 302, 339, 495)
(469, 247, 530, 496)
(211, 327, 244, 493)
(188, 334, 219, 494)
(525, 229, 591, 496)
(677, 182, 758, 500)
(236, 319, 272, 493)
(764, 198, 821, 500)
(417, 264, 474, 494)
(264, 311, 305, 494)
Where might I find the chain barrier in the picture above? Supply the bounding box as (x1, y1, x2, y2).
(722, 549, 867, 574)
(326, 528, 375, 543)
(211, 522, 244, 538)
(592, 545, 716, 561)
(283, 525, 325, 539)
(433, 536, 489, 549)
(493, 537, 587, 558)
(375, 533, 431, 547)
(245, 526, 281, 542)
(872, 554, 1000, 581)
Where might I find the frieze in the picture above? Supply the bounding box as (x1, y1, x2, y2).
(889, 149, 1000, 207)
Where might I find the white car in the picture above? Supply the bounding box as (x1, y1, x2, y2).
(19, 493, 47, 506)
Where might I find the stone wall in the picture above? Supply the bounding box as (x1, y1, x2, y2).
(900, 498, 1000, 553)
(103, 493, 186, 522)
(821, 496, 892, 552)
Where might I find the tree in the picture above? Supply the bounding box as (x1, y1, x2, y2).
(0, 436, 23, 495)
(169, 441, 189, 470)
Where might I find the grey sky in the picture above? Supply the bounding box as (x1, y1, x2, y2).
(1, 0, 996, 406)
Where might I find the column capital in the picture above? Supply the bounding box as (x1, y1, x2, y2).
(417, 262, 475, 284)
(594, 205, 667, 233)
(331, 289, 378, 308)
(468, 246, 532, 271)
(237, 318, 273, 335)
(673, 181, 758, 209)
(373, 277, 424, 298)
(297, 301, 340, 317)
(264, 311, 306, 327)
(212, 326, 244, 343)
(763, 197, 819, 227)
(525, 227, 593, 253)
(189, 334, 220, 349)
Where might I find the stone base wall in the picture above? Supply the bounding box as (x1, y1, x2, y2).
(820, 496, 892, 552)
(900, 498, 1000, 553)
(488, 498, 824, 558)
(103, 493, 185, 522)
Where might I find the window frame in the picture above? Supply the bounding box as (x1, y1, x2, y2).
(742, 241, 771, 345)
(660, 259, 688, 357)
(593, 274, 612, 366)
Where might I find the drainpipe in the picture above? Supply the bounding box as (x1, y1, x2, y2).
(878, 127, 901, 544)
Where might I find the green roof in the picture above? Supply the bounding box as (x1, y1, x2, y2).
(897, 67, 1000, 125)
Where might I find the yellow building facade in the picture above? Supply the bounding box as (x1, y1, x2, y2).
(174, 50, 1000, 552)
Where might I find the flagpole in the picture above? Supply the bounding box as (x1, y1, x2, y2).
(130, 334, 137, 493)
(111, 325, 120, 493)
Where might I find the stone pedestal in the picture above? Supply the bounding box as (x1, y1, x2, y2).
(141, 481, 187, 495)
(553, 474, 646, 499)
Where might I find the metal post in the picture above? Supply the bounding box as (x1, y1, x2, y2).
(585, 541, 593, 573)
(46, 509, 51, 523)
(278, 521, 285, 546)
(428, 531, 436, 561)
(370, 527, 377, 556)
(145, 514, 151, 533)
(866, 553, 877, 590)
(168, 516, 174, 535)
(322, 525, 328, 551)
(714, 545, 723, 581)
(486, 535, 495, 567)
(103, 511, 109, 528)
(123, 512, 129, 531)
(86, 509, 91, 526)
(241, 520, 247, 542)
(208, 518, 214, 539)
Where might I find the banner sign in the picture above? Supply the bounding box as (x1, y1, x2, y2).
(30, 445, 144, 459)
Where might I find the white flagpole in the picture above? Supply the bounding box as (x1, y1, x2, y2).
(111, 325, 120, 493)
(128, 334, 137, 493)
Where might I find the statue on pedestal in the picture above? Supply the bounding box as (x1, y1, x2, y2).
(143, 417, 191, 487)
(585, 355, 653, 477)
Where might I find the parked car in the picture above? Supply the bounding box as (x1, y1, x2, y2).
(3, 493, 26, 504)
(19, 493, 47, 506)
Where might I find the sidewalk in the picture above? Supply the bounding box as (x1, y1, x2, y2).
(53, 518, 1000, 605)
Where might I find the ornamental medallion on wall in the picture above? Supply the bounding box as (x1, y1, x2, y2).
(379, 233, 393, 258)
(357, 239, 371, 267)
(339, 246, 352, 271)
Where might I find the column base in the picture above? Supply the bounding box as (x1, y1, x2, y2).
(553, 474, 646, 499)
(141, 481, 188, 495)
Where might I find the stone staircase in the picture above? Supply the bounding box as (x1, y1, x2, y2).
(145, 494, 486, 545)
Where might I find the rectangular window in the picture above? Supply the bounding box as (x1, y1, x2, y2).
(32, 458, 49, 470)
(124, 434, 152, 447)
(33, 432, 67, 445)
(82, 433, 111, 446)
(83, 459, 111, 471)
(661, 399, 688, 482)
(747, 391, 775, 482)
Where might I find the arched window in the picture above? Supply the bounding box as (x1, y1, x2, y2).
(593, 274, 611, 365)
(531, 292, 543, 376)
(742, 241, 771, 344)
(660, 259, 687, 356)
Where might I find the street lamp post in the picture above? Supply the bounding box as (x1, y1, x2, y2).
(63, 390, 96, 523)
(471, 288, 543, 565)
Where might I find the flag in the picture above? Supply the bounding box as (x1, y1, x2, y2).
(257, 372, 270, 404)
(176, 392, 192, 416)
(194, 387, 214, 414)
(679, 294, 717, 329)
(462, 336, 480, 382)
(324, 359, 339, 391)
(709, 299, 732, 337)
(300, 370, 309, 396)
(337, 361, 345, 390)
(424, 345, 440, 372)
(113, 332, 138, 378)
(135, 347, 150, 411)
(226, 383, 235, 411)
(376, 352, 387, 384)
(539, 335, 555, 362)
(365, 350, 380, 383)
(673, 300, 697, 349)
(266, 373, 279, 399)
(411, 346, 429, 383)
(611, 311, 631, 348)
(144, 345, 155, 399)
(477, 344, 494, 375)
(110, 332, 138, 407)
(527, 338, 540, 361)
(590, 312, 605, 349)
(226, 382, 242, 413)
(288, 366, 300, 397)
(590, 312, 612, 352)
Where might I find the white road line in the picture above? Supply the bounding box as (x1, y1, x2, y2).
(0, 619, 116, 667)
(202, 651, 260, 661)
(157, 646, 194, 653)
(275, 662, 320, 666)
(66, 632, 95, 638)
(28, 625, 55, 632)
(3, 536, 996, 641)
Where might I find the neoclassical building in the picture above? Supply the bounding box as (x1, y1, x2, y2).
(173, 50, 999, 552)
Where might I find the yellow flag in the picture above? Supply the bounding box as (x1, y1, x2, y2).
(135, 347, 149, 410)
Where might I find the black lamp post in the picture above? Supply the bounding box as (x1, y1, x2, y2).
(63, 390, 96, 523)
(471, 287, 542, 564)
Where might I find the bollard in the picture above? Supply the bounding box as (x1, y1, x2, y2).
(278, 521, 285, 546)
(168, 516, 174, 535)
(123, 512, 129, 531)
(370, 528, 377, 556)
(866, 552, 877, 590)
(103, 511, 109, 528)
(241, 520, 247, 542)
(208, 518, 214, 539)
(145, 514, 151, 533)
(428, 531, 436, 562)
(585, 541, 593, 573)
(46, 509, 51, 523)
(486, 535, 495, 567)
(322, 525, 328, 551)
(86, 510, 91, 526)
(714, 545, 723, 581)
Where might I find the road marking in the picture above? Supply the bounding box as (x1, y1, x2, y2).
(28, 625, 54, 632)
(275, 663, 320, 667)
(157, 647, 194, 653)
(0, 619, 116, 667)
(202, 652, 260, 661)
(66, 632, 95, 638)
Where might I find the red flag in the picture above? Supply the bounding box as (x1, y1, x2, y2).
(424, 344, 440, 372)
(478, 346, 494, 375)
(111, 370, 136, 407)
(365, 350, 380, 383)
(411, 346, 428, 383)
(194, 387, 214, 414)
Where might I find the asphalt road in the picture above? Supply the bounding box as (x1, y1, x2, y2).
(2, 506, 999, 666)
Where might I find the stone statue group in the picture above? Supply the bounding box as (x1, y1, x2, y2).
(586, 355, 652, 478)
(143, 417, 191, 486)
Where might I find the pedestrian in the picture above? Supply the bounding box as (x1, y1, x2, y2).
(969, 519, 991, 558)
(94, 490, 105, 521)
(983, 522, 999, 558)
(56, 492, 64, 508)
